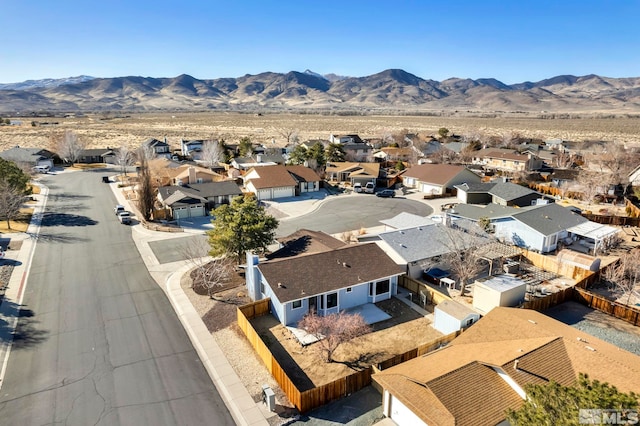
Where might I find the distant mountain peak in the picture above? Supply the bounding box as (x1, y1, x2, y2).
(0, 75, 95, 91)
(303, 70, 327, 80)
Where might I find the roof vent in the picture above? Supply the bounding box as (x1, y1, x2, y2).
(585, 346, 596, 351)
(342, 262, 349, 268)
(514, 359, 520, 370)
(277, 282, 286, 288)
(528, 320, 537, 324)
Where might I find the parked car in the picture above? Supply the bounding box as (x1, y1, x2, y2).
(376, 189, 396, 198)
(117, 211, 132, 224)
(32, 165, 50, 174)
(430, 214, 443, 223)
(353, 183, 363, 193)
(441, 202, 458, 211)
(364, 182, 376, 194)
(115, 205, 125, 215)
(102, 176, 110, 183)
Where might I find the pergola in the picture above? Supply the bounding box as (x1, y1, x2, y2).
(567, 222, 620, 254)
(475, 242, 522, 276)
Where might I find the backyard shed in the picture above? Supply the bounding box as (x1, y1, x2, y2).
(472, 275, 526, 315)
(433, 300, 481, 334)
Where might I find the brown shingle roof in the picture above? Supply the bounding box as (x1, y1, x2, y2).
(267, 229, 346, 260)
(402, 164, 467, 185)
(244, 165, 297, 189)
(373, 307, 640, 426)
(285, 165, 320, 183)
(258, 243, 404, 303)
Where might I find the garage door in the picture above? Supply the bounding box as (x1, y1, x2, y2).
(189, 205, 205, 217)
(421, 183, 442, 195)
(174, 207, 188, 219)
(272, 186, 294, 199)
(390, 395, 427, 426)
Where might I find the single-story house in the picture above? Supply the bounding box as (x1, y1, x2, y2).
(77, 148, 116, 164)
(433, 300, 480, 334)
(245, 243, 404, 326)
(376, 221, 491, 279)
(402, 164, 481, 196)
(325, 162, 381, 187)
(231, 154, 285, 171)
(172, 165, 223, 186)
(455, 181, 554, 207)
(378, 212, 434, 232)
(157, 180, 243, 218)
(243, 164, 320, 200)
(449, 202, 618, 254)
(373, 307, 640, 426)
(0, 146, 58, 169)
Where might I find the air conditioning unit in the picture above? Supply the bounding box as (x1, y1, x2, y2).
(262, 384, 275, 412)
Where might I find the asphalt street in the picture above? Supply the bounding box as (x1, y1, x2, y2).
(275, 194, 433, 237)
(0, 169, 234, 425)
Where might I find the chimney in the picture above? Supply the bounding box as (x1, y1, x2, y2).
(188, 166, 196, 184)
(514, 360, 519, 371)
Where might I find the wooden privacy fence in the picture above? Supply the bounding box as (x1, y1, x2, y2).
(521, 286, 575, 311)
(573, 288, 640, 326)
(399, 275, 452, 305)
(236, 298, 458, 413)
(518, 249, 594, 282)
(376, 331, 460, 371)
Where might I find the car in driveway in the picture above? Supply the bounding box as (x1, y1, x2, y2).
(115, 205, 125, 215)
(376, 189, 396, 198)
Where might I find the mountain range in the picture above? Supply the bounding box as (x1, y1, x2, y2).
(1, 69, 639, 113)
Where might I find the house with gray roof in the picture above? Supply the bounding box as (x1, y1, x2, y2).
(0, 146, 58, 169)
(379, 212, 435, 231)
(157, 180, 242, 219)
(376, 222, 490, 279)
(449, 202, 619, 254)
(78, 148, 116, 164)
(456, 181, 553, 207)
(402, 164, 481, 195)
(245, 243, 404, 326)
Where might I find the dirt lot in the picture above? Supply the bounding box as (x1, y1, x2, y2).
(2, 112, 640, 152)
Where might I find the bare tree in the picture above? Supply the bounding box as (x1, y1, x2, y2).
(52, 130, 86, 164)
(553, 151, 574, 169)
(0, 179, 26, 230)
(602, 250, 640, 305)
(298, 311, 371, 363)
(180, 237, 233, 298)
(136, 147, 156, 221)
(200, 140, 224, 169)
(436, 222, 490, 296)
(577, 171, 606, 205)
(279, 129, 299, 145)
(114, 145, 134, 177)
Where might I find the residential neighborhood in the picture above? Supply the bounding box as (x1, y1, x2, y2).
(2, 127, 640, 426)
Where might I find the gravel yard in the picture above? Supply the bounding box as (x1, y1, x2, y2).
(544, 301, 640, 355)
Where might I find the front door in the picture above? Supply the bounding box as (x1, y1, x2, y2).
(308, 296, 317, 313)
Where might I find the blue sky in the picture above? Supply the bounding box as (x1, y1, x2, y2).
(2, 1, 638, 84)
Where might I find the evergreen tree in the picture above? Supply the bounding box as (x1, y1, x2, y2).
(0, 158, 31, 194)
(506, 374, 639, 426)
(326, 143, 346, 162)
(207, 195, 278, 263)
(287, 144, 309, 165)
(309, 142, 326, 168)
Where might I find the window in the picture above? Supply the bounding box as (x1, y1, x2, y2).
(346, 287, 352, 293)
(326, 293, 338, 309)
(260, 282, 265, 294)
(292, 300, 302, 309)
(375, 280, 390, 295)
(197, 178, 204, 183)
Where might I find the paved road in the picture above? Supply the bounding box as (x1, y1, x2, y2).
(276, 194, 433, 237)
(0, 170, 234, 425)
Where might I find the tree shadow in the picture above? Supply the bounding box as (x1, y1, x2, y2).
(40, 212, 98, 227)
(0, 302, 49, 349)
(26, 231, 90, 244)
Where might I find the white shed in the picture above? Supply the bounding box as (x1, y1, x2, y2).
(472, 275, 526, 315)
(433, 300, 480, 334)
